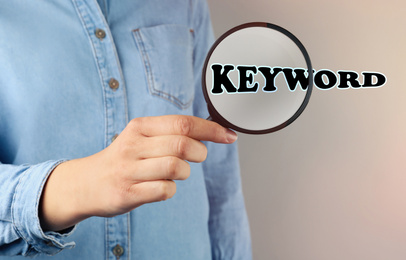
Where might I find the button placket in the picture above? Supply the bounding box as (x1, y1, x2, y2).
(72, 2, 129, 259)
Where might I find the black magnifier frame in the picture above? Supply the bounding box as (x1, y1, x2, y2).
(202, 22, 313, 135)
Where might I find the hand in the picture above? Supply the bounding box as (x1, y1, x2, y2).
(39, 115, 237, 231)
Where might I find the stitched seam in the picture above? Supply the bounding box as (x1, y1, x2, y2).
(151, 91, 193, 109)
(103, 0, 108, 23)
(133, 30, 155, 95)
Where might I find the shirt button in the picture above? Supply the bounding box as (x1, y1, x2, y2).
(109, 78, 119, 90)
(112, 244, 124, 257)
(95, 28, 106, 39)
(111, 134, 118, 142)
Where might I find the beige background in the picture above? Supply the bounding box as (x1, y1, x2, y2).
(207, 0, 406, 259)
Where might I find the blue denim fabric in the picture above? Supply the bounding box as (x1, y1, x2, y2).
(0, 0, 251, 259)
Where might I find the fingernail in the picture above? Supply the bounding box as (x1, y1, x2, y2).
(225, 129, 238, 143)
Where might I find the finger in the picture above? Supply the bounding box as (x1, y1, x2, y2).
(129, 180, 176, 206)
(127, 156, 190, 181)
(137, 135, 208, 162)
(129, 115, 237, 143)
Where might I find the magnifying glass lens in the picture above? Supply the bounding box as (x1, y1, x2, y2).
(202, 22, 313, 134)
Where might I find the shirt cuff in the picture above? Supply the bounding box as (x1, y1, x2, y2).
(11, 160, 76, 256)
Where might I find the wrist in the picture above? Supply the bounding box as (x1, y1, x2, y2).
(39, 159, 92, 231)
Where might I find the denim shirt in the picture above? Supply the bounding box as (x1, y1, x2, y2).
(0, 0, 251, 259)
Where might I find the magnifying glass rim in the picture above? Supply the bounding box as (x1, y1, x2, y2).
(202, 22, 313, 134)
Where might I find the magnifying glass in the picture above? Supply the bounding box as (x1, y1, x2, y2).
(202, 22, 313, 134)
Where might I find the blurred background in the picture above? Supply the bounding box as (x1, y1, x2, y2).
(207, 0, 406, 259)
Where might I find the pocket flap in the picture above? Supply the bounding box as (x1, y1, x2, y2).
(133, 24, 195, 109)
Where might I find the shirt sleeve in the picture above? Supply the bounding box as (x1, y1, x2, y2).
(191, 1, 253, 259)
(0, 160, 76, 257)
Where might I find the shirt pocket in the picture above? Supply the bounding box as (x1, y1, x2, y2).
(133, 24, 195, 110)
